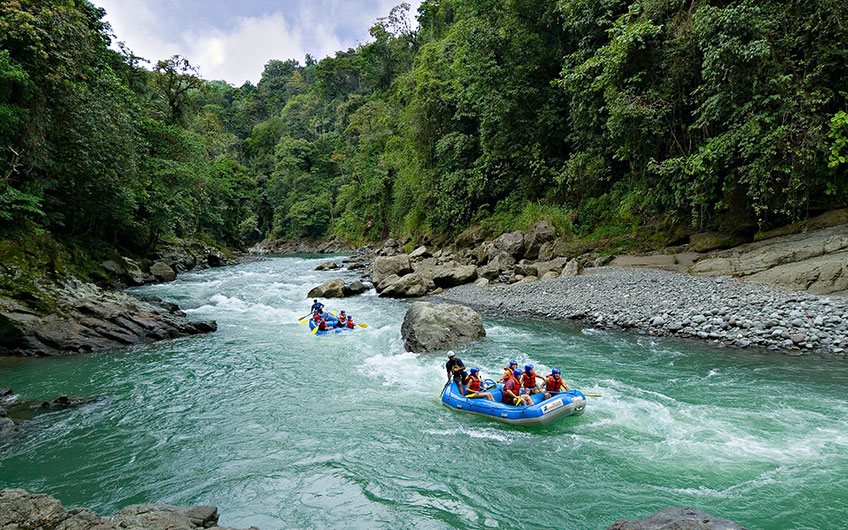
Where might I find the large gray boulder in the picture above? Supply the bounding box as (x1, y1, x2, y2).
(523, 221, 556, 259)
(315, 261, 340, 271)
(432, 264, 477, 288)
(535, 257, 569, 278)
(0, 489, 256, 530)
(401, 302, 486, 352)
(307, 279, 346, 298)
(149, 261, 176, 282)
(379, 272, 435, 298)
(371, 254, 412, 285)
(607, 506, 745, 530)
(490, 231, 526, 259)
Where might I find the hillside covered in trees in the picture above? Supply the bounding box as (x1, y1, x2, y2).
(2, 0, 848, 264)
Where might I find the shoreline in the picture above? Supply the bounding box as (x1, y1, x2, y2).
(435, 266, 847, 359)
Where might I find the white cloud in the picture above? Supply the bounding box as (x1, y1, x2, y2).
(94, 0, 422, 85)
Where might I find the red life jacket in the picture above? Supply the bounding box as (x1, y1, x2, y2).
(312, 313, 321, 322)
(346, 319, 354, 328)
(502, 376, 520, 403)
(465, 374, 481, 392)
(338, 315, 347, 325)
(522, 371, 538, 389)
(546, 375, 562, 391)
(318, 319, 329, 330)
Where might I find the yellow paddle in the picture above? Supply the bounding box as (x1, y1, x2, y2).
(584, 393, 603, 397)
(358, 323, 368, 328)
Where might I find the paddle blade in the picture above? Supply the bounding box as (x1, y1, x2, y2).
(332, 311, 337, 317)
(358, 323, 368, 328)
(299, 319, 308, 324)
(584, 393, 603, 397)
(311, 325, 319, 335)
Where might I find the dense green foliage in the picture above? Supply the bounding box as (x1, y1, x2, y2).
(2, 0, 847, 254)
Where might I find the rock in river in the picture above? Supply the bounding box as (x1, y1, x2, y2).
(607, 506, 745, 530)
(401, 301, 486, 353)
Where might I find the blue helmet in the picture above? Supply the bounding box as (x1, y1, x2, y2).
(470, 367, 479, 374)
(513, 369, 523, 377)
(509, 360, 518, 367)
(552, 368, 561, 375)
(525, 364, 534, 372)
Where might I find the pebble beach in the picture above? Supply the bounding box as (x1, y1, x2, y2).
(437, 266, 848, 357)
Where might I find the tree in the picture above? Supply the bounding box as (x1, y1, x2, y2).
(152, 55, 203, 126)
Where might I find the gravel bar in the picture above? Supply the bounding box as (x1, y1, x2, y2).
(436, 267, 848, 358)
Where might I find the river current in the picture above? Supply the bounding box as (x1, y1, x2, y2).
(1, 256, 847, 529)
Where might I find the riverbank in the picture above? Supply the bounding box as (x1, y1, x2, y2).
(436, 266, 848, 357)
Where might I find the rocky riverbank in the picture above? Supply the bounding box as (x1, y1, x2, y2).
(437, 266, 848, 357)
(0, 489, 256, 530)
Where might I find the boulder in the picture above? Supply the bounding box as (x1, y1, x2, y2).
(523, 221, 556, 259)
(490, 231, 526, 259)
(561, 258, 583, 277)
(149, 261, 176, 282)
(342, 280, 369, 296)
(454, 225, 488, 248)
(401, 302, 486, 352)
(0, 488, 256, 530)
(371, 254, 412, 285)
(379, 272, 435, 298)
(689, 232, 748, 253)
(409, 246, 431, 259)
(541, 271, 559, 281)
(315, 261, 340, 271)
(535, 257, 569, 278)
(307, 279, 346, 298)
(607, 506, 745, 530)
(432, 264, 478, 288)
(123, 258, 152, 285)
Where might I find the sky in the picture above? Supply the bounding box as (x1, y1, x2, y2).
(93, 0, 421, 85)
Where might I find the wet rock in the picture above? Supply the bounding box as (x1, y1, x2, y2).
(607, 506, 745, 530)
(315, 261, 340, 271)
(0, 489, 256, 530)
(371, 254, 412, 286)
(401, 302, 486, 353)
(149, 262, 176, 282)
(307, 279, 346, 298)
(343, 280, 369, 296)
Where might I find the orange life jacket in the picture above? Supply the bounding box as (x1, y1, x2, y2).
(465, 374, 481, 392)
(522, 370, 538, 389)
(546, 375, 563, 392)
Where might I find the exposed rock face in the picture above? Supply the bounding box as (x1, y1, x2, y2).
(689, 232, 749, 253)
(371, 254, 413, 286)
(400, 301, 486, 353)
(250, 236, 353, 255)
(607, 506, 745, 530)
(0, 280, 216, 356)
(378, 272, 435, 298)
(690, 224, 848, 295)
(0, 489, 257, 530)
(490, 231, 525, 259)
(315, 261, 340, 271)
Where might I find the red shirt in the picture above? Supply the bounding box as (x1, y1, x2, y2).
(503, 377, 520, 403)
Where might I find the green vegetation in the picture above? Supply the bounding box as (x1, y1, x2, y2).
(2, 0, 847, 265)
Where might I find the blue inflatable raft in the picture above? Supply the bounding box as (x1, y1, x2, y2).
(441, 380, 586, 427)
(308, 318, 355, 336)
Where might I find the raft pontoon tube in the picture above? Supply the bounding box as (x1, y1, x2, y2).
(441, 380, 586, 426)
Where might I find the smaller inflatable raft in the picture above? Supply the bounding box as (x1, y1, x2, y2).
(441, 380, 586, 427)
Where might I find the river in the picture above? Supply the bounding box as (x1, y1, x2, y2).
(1, 256, 847, 529)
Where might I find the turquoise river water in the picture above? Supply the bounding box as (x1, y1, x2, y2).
(1, 256, 847, 529)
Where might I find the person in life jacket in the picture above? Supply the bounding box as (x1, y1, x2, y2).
(497, 360, 519, 383)
(503, 369, 533, 406)
(313, 312, 331, 331)
(543, 368, 570, 400)
(310, 299, 324, 313)
(345, 315, 355, 329)
(463, 368, 494, 400)
(336, 310, 348, 328)
(521, 364, 544, 395)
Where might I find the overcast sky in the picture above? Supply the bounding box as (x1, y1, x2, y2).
(93, 0, 421, 85)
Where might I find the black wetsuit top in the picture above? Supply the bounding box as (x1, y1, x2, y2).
(445, 357, 466, 381)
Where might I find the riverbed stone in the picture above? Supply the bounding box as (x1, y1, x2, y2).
(607, 506, 745, 530)
(401, 301, 486, 353)
(150, 261, 176, 282)
(315, 261, 340, 271)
